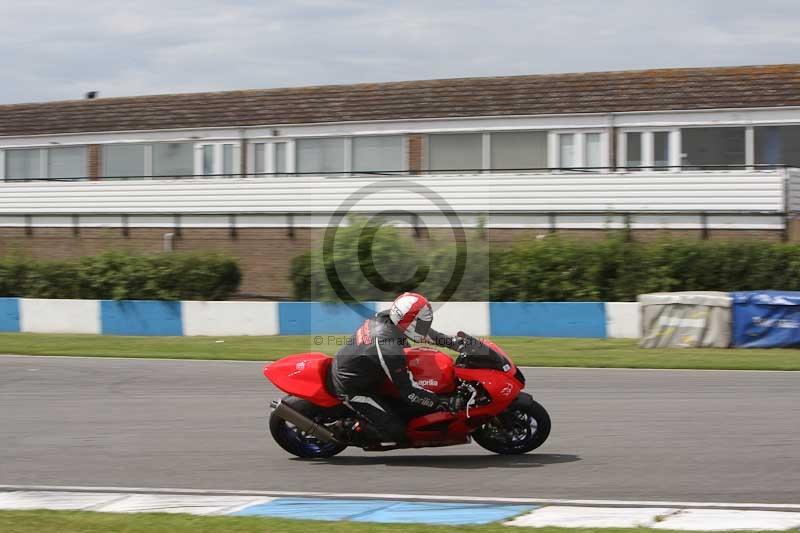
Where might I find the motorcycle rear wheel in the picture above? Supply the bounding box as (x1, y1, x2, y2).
(473, 399, 551, 455)
(269, 396, 348, 459)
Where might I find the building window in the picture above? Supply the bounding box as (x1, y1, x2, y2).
(47, 146, 87, 179)
(755, 125, 800, 167)
(275, 143, 288, 174)
(682, 127, 745, 167)
(559, 134, 576, 167)
(5, 146, 89, 180)
(202, 145, 215, 175)
(620, 130, 672, 170)
(653, 132, 670, 168)
(490, 131, 547, 171)
(254, 143, 266, 174)
(252, 141, 289, 175)
(585, 133, 602, 168)
(104, 145, 145, 178)
(353, 136, 404, 173)
(428, 133, 482, 172)
(222, 144, 234, 176)
(199, 143, 237, 176)
(5, 149, 41, 179)
(153, 142, 194, 176)
(296, 138, 346, 174)
(625, 132, 643, 168)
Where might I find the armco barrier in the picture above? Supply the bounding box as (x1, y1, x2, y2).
(278, 302, 375, 335)
(0, 297, 20, 332)
(490, 302, 607, 338)
(101, 300, 183, 336)
(0, 298, 637, 338)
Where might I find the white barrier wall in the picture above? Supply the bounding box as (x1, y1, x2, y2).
(10, 298, 639, 338)
(375, 301, 491, 337)
(181, 301, 279, 336)
(19, 298, 100, 334)
(605, 302, 641, 339)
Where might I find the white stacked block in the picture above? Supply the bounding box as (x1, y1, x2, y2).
(605, 302, 641, 338)
(181, 301, 279, 336)
(375, 301, 490, 337)
(19, 298, 101, 334)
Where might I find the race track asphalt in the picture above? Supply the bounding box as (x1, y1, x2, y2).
(0, 355, 798, 503)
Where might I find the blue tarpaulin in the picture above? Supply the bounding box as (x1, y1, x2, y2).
(732, 290, 800, 348)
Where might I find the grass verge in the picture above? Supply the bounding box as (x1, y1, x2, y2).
(0, 510, 787, 533)
(1, 333, 799, 370)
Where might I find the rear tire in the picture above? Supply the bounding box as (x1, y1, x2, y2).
(473, 399, 551, 455)
(269, 396, 348, 459)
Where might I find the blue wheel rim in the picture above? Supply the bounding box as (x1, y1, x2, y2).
(280, 421, 340, 456)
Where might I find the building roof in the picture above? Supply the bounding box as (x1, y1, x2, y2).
(2, 64, 800, 137)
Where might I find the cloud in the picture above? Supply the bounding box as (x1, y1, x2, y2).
(0, 0, 798, 104)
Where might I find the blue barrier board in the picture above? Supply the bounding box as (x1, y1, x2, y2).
(0, 297, 20, 332)
(101, 300, 183, 336)
(278, 302, 374, 335)
(489, 302, 606, 338)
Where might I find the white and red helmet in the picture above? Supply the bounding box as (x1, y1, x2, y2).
(389, 292, 433, 342)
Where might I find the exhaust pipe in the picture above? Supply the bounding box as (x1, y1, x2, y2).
(271, 400, 343, 445)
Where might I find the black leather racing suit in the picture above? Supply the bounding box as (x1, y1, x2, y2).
(330, 310, 456, 443)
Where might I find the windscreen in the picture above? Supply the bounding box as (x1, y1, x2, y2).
(455, 334, 511, 371)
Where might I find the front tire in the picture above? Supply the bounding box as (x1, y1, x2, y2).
(473, 398, 551, 455)
(269, 396, 348, 459)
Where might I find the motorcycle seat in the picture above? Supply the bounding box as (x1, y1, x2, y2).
(324, 363, 338, 398)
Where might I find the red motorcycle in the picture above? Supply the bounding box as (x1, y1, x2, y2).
(264, 333, 551, 458)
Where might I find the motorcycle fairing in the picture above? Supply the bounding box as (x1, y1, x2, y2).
(264, 353, 341, 407)
(404, 366, 522, 444)
(379, 346, 458, 397)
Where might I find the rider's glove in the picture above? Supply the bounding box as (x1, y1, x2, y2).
(454, 332, 483, 356)
(453, 332, 467, 353)
(453, 336, 465, 352)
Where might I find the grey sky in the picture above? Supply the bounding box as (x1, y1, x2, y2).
(2, 0, 799, 105)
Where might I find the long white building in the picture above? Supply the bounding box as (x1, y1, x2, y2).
(1, 64, 799, 296)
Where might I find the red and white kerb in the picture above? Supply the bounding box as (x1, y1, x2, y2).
(389, 292, 433, 342)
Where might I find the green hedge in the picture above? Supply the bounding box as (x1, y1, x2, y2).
(489, 237, 800, 301)
(291, 223, 800, 302)
(0, 251, 241, 300)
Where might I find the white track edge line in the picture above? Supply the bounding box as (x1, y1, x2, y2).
(1, 485, 798, 511)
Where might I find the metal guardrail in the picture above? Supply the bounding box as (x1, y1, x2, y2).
(0, 209, 788, 241)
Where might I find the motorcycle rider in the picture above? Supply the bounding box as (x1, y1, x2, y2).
(330, 292, 463, 445)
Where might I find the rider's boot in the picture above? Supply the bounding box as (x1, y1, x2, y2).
(331, 419, 381, 447)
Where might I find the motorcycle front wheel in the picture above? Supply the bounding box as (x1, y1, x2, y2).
(269, 396, 348, 459)
(472, 397, 551, 455)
